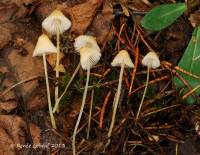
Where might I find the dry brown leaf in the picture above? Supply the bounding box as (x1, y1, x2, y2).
(0, 26, 11, 49)
(0, 115, 41, 154)
(87, 0, 114, 44)
(30, 123, 41, 145)
(66, 0, 103, 34)
(7, 41, 44, 98)
(1, 78, 16, 101)
(47, 52, 66, 73)
(27, 86, 47, 111)
(0, 100, 18, 113)
(189, 12, 200, 28)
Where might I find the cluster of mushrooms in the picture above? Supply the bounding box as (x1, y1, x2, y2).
(32, 9, 160, 155)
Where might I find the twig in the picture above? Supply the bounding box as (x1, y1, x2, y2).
(129, 76, 170, 96)
(99, 91, 112, 128)
(182, 84, 200, 100)
(0, 75, 41, 97)
(143, 104, 181, 118)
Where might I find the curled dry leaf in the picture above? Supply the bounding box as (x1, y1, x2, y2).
(0, 115, 40, 154)
(87, 0, 114, 44)
(66, 0, 103, 34)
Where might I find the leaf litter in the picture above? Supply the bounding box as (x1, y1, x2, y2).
(0, 0, 200, 154)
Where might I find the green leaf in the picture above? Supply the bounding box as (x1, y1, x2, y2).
(141, 3, 187, 31)
(174, 26, 200, 104)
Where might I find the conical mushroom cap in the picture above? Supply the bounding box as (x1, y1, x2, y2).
(79, 47, 101, 70)
(33, 34, 58, 57)
(111, 50, 134, 68)
(42, 9, 71, 35)
(74, 35, 100, 52)
(142, 51, 160, 69)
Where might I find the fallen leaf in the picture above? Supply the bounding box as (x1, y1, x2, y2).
(0, 115, 40, 154)
(0, 100, 18, 113)
(7, 41, 44, 98)
(1, 78, 16, 101)
(0, 26, 11, 49)
(47, 52, 66, 73)
(189, 12, 200, 28)
(27, 86, 47, 111)
(0, 4, 18, 23)
(87, 0, 114, 44)
(66, 0, 103, 34)
(35, 1, 58, 22)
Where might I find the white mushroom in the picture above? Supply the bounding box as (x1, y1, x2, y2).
(72, 35, 101, 155)
(42, 9, 71, 108)
(42, 9, 71, 35)
(136, 51, 160, 123)
(107, 50, 134, 146)
(33, 34, 58, 129)
(142, 51, 160, 69)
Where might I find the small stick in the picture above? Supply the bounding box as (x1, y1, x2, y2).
(43, 54, 56, 129)
(99, 91, 112, 128)
(182, 84, 200, 100)
(129, 46, 139, 94)
(0, 76, 41, 97)
(129, 76, 170, 96)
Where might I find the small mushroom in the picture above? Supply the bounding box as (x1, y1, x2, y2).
(107, 50, 134, 146)
(135, 51, 160, 123)
(42, 9, 71, 107)
(72, 35, 101, 155)
(33, 34, 58, 129)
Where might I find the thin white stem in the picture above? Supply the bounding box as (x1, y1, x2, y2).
(72, 68, 90, 155)
(87, 89, 94, 139)
(43, 54, 56, 129)
(55, 29, 60, 110)
(53, 63, 81, 113)
(135, 66, 150, 123)
(106, 64, 125, 146)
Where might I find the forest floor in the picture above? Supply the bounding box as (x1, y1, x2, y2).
(0, 0, 200, 154)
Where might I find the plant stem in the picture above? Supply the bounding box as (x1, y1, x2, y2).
(43, 54, 56, 129)
(135, 66, 150, 123)
(87, 89, 94, 139)
(106, 64, 125, 147)
(72, 68, 90, 155)
(55, 29, 60, 111)
(53, 63, 81, 113)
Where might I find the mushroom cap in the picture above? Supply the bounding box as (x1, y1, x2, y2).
(33, 34, 58, 57)
(74, 35, 100, 52)
(42, 9, 71, 35)
(79, 47, 101, 70)
(111, 50, 134, 68)
(142, 51, 160, 69)
(74, 35, 101, 70)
